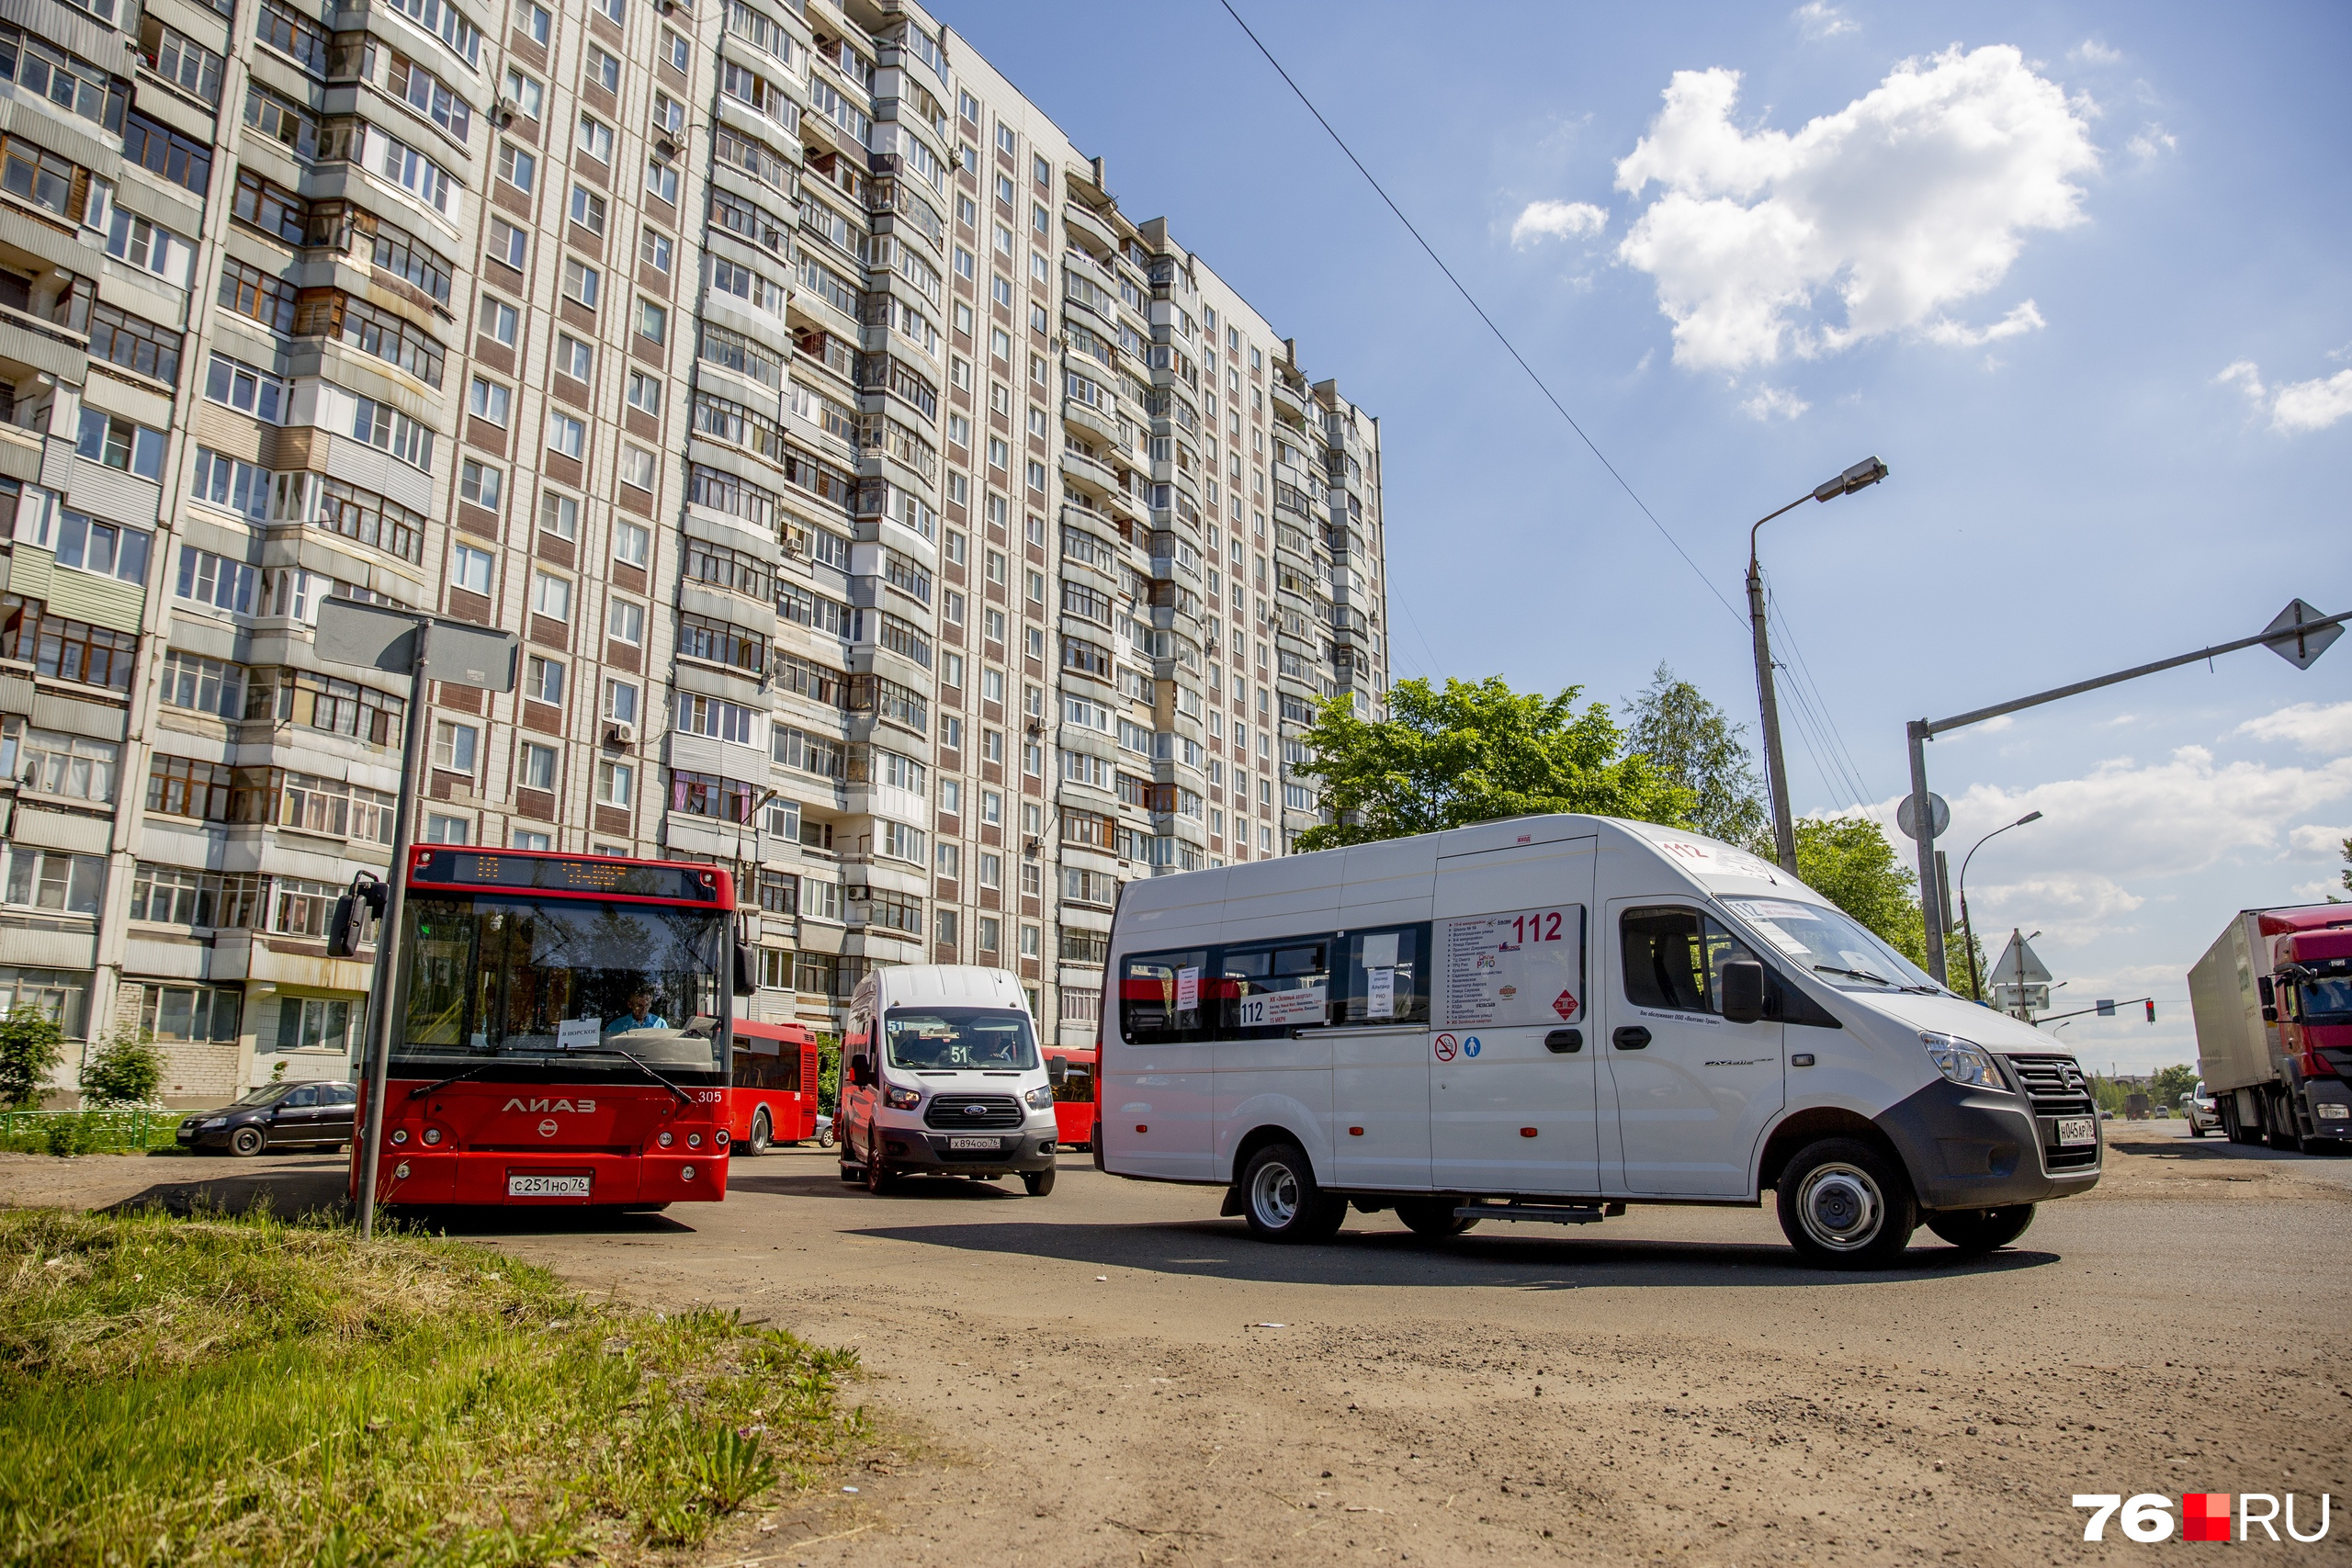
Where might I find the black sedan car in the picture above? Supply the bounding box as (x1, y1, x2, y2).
(176, 1080, 358, 1156)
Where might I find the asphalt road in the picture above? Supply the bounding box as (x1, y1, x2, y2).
(8, 1120, 2350, 1565)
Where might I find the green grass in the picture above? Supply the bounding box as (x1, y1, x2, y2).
(0, 1111, 179, 1156)
(0, 1206, 865, 1566)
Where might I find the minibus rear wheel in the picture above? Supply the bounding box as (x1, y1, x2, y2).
(1775, 1138, 1917, 1269)
(1396, 1198, 1477, 1237)
(1923, 1203, 2035, 1254)
(1238, 1141, 1345, 1243)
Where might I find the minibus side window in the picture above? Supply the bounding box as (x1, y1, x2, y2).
(1216, 935, 1337, 1039)
(1122, 949, 1211, 1043)
(1623, 907, 1829, 1024)
(1337, 923, 1431, 1024)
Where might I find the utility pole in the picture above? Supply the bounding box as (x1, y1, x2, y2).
(1747, 457, 1889, 876)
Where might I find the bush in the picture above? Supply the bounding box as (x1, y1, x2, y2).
(80, 1030, 164, 1108)
(0, 1007, 66, 1111)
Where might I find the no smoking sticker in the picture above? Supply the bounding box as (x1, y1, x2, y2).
(1433, 1033, 1458, 1062)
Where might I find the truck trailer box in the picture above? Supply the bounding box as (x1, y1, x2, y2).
(2188, 912, 2275, 1095)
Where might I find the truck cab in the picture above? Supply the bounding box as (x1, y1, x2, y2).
(2270, 924, 2352, 1144)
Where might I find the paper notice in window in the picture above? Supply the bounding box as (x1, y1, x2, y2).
(1367, 967, 1396, 1019)
(558, 1018, 602, 1051)
(1361, 931, 1399, 969)
(1175, 966, 1199, 1014)
(1442, 908, 1585, 1029)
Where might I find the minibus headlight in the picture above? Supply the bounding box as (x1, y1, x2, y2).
(1921, 1032, 2003, 1090)
(1023, 1085, 1055, 1111)
(885, 1086, 923, 1111)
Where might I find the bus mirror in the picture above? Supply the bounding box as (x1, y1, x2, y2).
(1048, 1056, 1068, 1085)
(327, 896, 361, 958)
(848, 1054, 875, 1088)
(732, 942, 760, 996)
(2258, 975, 2278, 1022)
(1720, 961, 1766, 1025)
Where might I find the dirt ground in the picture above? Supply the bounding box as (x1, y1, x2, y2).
(7, 1122, 2349, 1566)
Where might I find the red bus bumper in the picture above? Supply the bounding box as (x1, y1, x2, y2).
(363, 1148, 731, 1205)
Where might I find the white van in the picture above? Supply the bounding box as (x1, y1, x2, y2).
(839, 965, 1060, 1195)
(1098, 815, 2102, 1267)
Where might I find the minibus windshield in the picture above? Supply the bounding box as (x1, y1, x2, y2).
(886, 1008, 1040, 1071)
(1719, 897, 1941, 993)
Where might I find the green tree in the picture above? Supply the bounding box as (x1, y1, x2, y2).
(2340, 834, 2350, 899)
(80, 1027, 164, 1107)
(1292, 676, 1691, 853)
(1623, 663, 1770, 853)
(2150, 1063, 2199, 1109)
(1793, 815, 1928, 968)
(0, 1006, 66, 1111)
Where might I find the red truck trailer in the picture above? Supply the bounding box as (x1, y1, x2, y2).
(2188, 905, 2352, 1151)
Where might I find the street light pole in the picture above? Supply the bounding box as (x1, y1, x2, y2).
(1956, 810, 2043, 1002)
(1747, 457, 1889, 875)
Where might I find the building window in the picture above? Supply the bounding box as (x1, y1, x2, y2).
(433, 720, 479, 773)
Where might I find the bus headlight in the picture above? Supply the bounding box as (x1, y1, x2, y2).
(390, 1129, 408, 1145)
(1921, 1032, 2003, 1090)
(681, 1165, 696, 1181)
(1023, 1085, 1055, 1111)
(885, 1086, 923, 1111)
(421, 1127, 443, 1146)
(659, 1131, 674, 1148)
(687, 1133, 702, 1148)
(714, 1130, 729, 1147)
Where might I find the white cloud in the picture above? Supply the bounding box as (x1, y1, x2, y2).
(1739, 385, 1810, 421)
(2218, 360, 2352, 434)
(1510, 199, 1608, 248)
(1613, 48, 2098, 371)
(2126, 123, 2177, 161)
(2239, 702, 2352, 755)
(1792, 2, 1856, 39)
(2289, 824, 2351, 856)
(2070, 39, 2122, 65)
(1919, 299, 2047, 346)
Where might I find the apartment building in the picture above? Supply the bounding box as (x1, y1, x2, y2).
(0, 0, 1390, 1103)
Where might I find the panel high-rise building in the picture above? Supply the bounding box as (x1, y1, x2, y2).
(0, 0, 1390, 1100)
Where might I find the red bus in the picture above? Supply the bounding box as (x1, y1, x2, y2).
(351, 847, 740, 1210)
(729, 1018, 821, 1153)
(1045, 1046, 1098, 1150)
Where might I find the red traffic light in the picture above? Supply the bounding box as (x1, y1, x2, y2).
(2144, 999, 2156, 1023)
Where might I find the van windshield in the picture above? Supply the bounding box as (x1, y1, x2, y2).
(1718, 897, 1940, 993)
(885, 1008, 1039, 1071)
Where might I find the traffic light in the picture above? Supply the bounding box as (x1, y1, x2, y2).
(2145, 999, 2157, 1023)
(328, 873, 389, 958)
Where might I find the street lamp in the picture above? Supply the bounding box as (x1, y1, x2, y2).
(1747, 457, 1890, 874)
(1957, 810, 2042, 1003)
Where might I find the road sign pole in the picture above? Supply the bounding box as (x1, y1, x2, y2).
(1906, 721, 1945, 985)
(356, 622, 431, 1242)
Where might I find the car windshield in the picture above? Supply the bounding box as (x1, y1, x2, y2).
(1718, 897, 1941, 992)
(230, 1083, 298, 1108)
(885, 1007, 1039, 1071)
(393, 894, 728, 1069)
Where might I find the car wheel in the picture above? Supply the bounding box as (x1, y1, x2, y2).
(228, 1125, 266, 1158)
(744, 1109, 772, 1156)
(1923, 1203, 2036, 1254)
(1237, 1141, 1345, 1243)
(2188, 1121, 2206, 1138)
(1396, 1198, 1477, 1236)
(862, 1124, 897, 1194)
(1022, 1167, 1057, 1197)
(1775, 1138, 1918, 1270)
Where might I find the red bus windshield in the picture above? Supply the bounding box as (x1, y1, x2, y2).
(394, 891, 729, 1077)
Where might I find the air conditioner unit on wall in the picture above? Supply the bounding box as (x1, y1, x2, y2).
(605, 720, 638, 746)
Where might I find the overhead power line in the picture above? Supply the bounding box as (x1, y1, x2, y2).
(1215, 0, 1747, 634)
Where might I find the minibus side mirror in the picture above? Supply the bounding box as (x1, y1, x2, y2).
(848, 1054, 875, 1088)
(1720, 961, 1766, 1025)
(732, 942, 760, 996)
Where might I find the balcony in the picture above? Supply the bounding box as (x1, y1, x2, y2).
(1062, 199, 1117, 259)
(1269, 371, 1306, 422)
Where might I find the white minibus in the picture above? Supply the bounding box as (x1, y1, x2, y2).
(1097, 815, 2102, 1268)
(839, 965, 1061, 1195)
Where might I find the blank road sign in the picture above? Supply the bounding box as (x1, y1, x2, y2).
(314, 600, 519, 693)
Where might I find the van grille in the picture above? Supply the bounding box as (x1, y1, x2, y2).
(2003, 1053, 2100, 1170)
(923, 1094, 1022, 1130)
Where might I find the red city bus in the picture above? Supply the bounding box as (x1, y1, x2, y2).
(351, 847, 739, 1211)
(729, 1018, 820, 1153)
(1045, 1046, 1098, 1150)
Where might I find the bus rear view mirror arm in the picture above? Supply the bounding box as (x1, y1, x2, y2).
(1720, 961, 1767, 1026)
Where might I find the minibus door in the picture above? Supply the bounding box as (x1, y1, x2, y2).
(1603, 902, 1785, 1197)
(1429, 836, 1601, 1195)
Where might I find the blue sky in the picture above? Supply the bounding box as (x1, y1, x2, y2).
(933, 1, 2352, 1071)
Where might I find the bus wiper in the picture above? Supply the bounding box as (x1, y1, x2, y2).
(612, 1050, 693, 1107)
(1814, 964, 1895, 987)
(408, 1063, 495, 1100)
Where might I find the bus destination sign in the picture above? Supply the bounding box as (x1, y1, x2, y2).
(410, 851, 722, 902)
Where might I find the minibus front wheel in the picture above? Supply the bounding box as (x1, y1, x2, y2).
(1775, 1138, 1918, 1269)
(1238, 1141, 1345, 1243)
